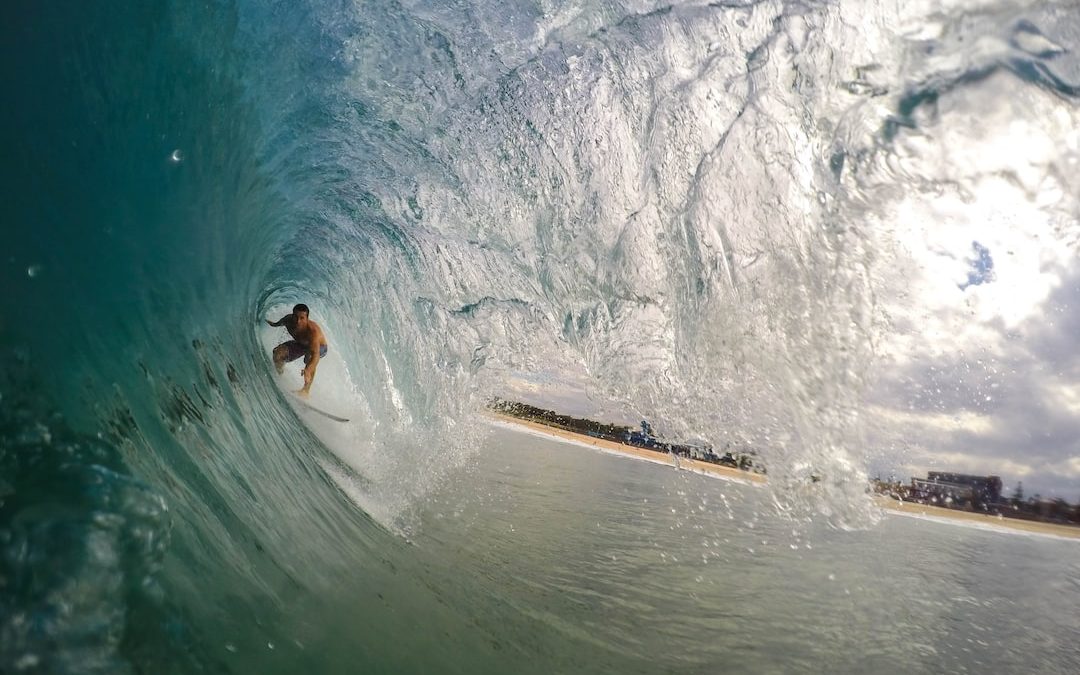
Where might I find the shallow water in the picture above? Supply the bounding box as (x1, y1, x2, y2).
(411, 426, 1080, 674)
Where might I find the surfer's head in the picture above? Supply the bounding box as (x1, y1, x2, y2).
(293, 303, 310, 327)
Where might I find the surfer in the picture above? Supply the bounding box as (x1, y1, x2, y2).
(267, 303, 328, 397)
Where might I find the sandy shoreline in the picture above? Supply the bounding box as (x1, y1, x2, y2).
(875, 497, 1080, 540)
(489, 413, 1080, 541)
(488, 413, 763, 487)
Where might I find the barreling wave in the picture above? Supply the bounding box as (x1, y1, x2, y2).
(3, 0, 1078, 671)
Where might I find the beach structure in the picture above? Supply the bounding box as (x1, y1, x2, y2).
(489, 398, 768, 475)
(910, 472, 1003, 508)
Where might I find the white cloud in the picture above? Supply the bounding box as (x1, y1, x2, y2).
(859, 64, 1080, 498)
(865, 404, 997, 436)
(1051, 456, 1080, 479)
(896, 452, 1037, 480)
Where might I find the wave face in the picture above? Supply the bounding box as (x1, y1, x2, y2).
(3, 0, 1078, 671)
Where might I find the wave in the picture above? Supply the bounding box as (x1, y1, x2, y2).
(2, 0, 1078, 671)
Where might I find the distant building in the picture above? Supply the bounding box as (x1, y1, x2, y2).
(680, 438, 718, 462)
(910, 472, 1002, 508)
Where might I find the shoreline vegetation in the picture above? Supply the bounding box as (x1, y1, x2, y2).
(487, 399, 1080, 541)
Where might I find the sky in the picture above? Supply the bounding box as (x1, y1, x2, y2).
(860, 67, 1080, 500)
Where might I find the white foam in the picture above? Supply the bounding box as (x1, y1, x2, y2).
(259, 307, 389, 517)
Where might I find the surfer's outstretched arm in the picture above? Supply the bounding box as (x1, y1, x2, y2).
(266, 315, 289, 327)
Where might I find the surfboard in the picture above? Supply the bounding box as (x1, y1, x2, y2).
(290, 394, 350, 423)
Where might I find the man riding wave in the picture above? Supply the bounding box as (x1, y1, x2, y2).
(267, 303, 327, 397)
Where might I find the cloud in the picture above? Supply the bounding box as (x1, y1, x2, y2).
(859, 67, 1080, 498)
(868, 262, 1080, 497)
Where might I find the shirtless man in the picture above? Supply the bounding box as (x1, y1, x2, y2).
(267, 303, 328, 397)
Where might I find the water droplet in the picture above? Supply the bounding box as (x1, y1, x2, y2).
(225, 643, 237, 653)
(170, 149, 184, 163)
(26, 265, 41, 278)
(15, 654, 40, 670)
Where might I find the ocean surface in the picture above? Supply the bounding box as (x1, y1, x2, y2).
(3, 1, 1079, 673)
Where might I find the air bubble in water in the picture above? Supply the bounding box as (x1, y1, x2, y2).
(15, 654, 40, 669)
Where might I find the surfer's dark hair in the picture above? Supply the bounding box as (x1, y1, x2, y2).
(293, 303, 310, 315)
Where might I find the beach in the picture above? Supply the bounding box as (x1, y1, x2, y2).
(489, 413, 1080, 541)
(876, 497, 1080, 540)
(487, 413, 767, 486)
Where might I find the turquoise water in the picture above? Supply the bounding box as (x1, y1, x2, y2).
(3, 1, 1079, 672)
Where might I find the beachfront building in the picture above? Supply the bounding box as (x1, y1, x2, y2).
(910, 472, 1003, 509)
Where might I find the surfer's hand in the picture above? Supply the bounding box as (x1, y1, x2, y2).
(295, 388, 310, 398)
